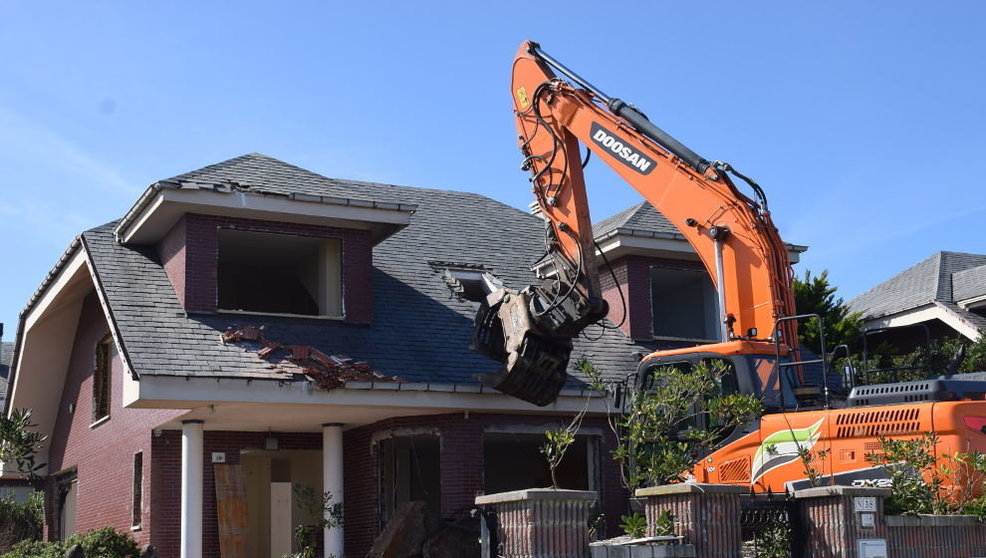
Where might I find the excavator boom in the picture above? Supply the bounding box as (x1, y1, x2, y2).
(470, 41, 796, 405)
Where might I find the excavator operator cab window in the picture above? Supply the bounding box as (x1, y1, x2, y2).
(639, 361, 692, 391)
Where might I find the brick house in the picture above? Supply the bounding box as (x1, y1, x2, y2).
(3, 154, 803, 558)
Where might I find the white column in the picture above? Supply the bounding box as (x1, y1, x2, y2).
(181, 420, 204, 558)
(322, 423, 345, 558)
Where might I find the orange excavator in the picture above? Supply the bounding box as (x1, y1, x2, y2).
(467, 40, 986, 493)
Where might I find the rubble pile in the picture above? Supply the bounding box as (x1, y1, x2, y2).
(221, 325, 401, 389)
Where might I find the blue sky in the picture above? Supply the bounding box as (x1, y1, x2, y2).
(1, 1, 984, 338)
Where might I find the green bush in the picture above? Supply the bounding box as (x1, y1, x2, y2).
(66, 527, 140, 558)
(0, 492, 43, 554)
(2, 527, 140, 558)
(2, 539, 64, 558)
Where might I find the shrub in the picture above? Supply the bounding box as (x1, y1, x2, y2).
(2, 527, 140, 558)
(65, 527, 140, 558)
(0, 491, 43, 554)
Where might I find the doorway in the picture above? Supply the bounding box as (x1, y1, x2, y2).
(241, 450, 323, 558)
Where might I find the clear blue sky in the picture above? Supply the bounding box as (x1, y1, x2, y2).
(2, 1, 985, 339)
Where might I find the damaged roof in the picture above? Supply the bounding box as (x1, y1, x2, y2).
(83, 154, 653, 387)
(847, 251, 986, 332)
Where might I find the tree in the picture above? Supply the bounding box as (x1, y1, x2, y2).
(0, 409, 47, 478)
(793, 270, 862, 355)
(611, 360, 763, 489)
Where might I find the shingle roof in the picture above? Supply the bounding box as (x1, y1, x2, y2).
(953, 265, 986, 302)
(593, 202, 682, 240)
(0, 342, 13, 405)
(847, 251, 986, 332)
(86, 154, 654, 387)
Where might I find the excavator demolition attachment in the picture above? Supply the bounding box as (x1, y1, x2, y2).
(470, 288, 574, 406)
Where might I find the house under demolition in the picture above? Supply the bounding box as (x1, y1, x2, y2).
(4, 153, 805, 558)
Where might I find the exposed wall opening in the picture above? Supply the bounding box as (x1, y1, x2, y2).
(132, 451, 143, 529)
(650, 267, 718, 341)
(378, 435, 441, 524)
(483, 433, 596, 493)
(218, 229, 342, 317)
(92, 334, 112, 423)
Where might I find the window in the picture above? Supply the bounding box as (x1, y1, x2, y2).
(483, 433, 596, 493)
(217, 229, 342, 317)
(92, 334, 112, 423)
(377, 435, 440, 524)
(650, 267, 719, 341)
(132, 452, 143, 528)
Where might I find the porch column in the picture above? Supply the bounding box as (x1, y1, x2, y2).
(181, 420, 204, 558)
(323, 423, 345, 558)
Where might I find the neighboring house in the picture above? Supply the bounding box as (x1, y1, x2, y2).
(847, 251, 986, 347)
(1, 341, 11, 409)
(591, 202, 806, 346)
(3, 153, 802, 558)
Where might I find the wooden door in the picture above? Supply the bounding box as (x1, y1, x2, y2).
(214, 464, 248, 558)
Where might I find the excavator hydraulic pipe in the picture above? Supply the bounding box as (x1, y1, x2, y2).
(530, 43, 710, 174)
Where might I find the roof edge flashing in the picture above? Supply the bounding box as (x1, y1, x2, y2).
(117, 187, 417, 245)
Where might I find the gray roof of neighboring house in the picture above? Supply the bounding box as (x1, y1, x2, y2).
(592, 201, 808, 254)
(847, 251, 986, 331)
(953, 264, 986, 302)
(83, 153, 654, 387)
(593, 202, 682, 240)
(0, 342, 13, 405)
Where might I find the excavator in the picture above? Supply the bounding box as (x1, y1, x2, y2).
(464, 40, 986, 493)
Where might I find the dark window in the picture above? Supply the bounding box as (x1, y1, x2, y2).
(217, 229, 341, 317)
(92, 335, 112, 423)
(483, 433, 595, 493)
(132, 452, 143, 528)
(377, 435, 440, 524)
(650, 267, 718, 341)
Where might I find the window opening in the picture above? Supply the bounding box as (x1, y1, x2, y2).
(650, 267, 718, 341)
(377, 435, 440, 525)
(92, 334, 112, 423)
(218, 229, 342, 317)
(132, 452, 143, 528)
(483, 433, 594, 493)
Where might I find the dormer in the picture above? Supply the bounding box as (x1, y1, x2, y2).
(591, 203, 807, 343)
(113, 154, 416, 322)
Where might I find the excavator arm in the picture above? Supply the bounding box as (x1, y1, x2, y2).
(470, 41, 797, 406)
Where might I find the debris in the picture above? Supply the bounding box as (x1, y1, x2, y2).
(222, 325, 401, 390)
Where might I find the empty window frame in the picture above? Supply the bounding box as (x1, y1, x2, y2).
(483, 433, 597, 493)
(92, 334, 112, 423)
(217, 229, 342, 317)
(377, 435, 441, 525)
(650, 267, 719, 341)
(132, 452, 143, 528)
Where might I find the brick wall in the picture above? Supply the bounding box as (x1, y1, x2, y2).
(599, 255, 705, 340)
(150, 429, 323, 558)
(159, 216, 187, 305)
(161, 213, 374, 322)
(343, 412, 627, 558)
(46, 290, 182, 546)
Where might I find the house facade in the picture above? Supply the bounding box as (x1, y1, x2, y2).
(5, 154, 803, 558)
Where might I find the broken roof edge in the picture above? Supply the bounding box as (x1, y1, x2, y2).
(113, 179, 419, 244)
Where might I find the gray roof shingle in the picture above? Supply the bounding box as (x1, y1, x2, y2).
(0, 342, 12, 404)
(847, 251, 986, 332)
(86, 154, 654, 387)
(593, 202, 682, 240)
